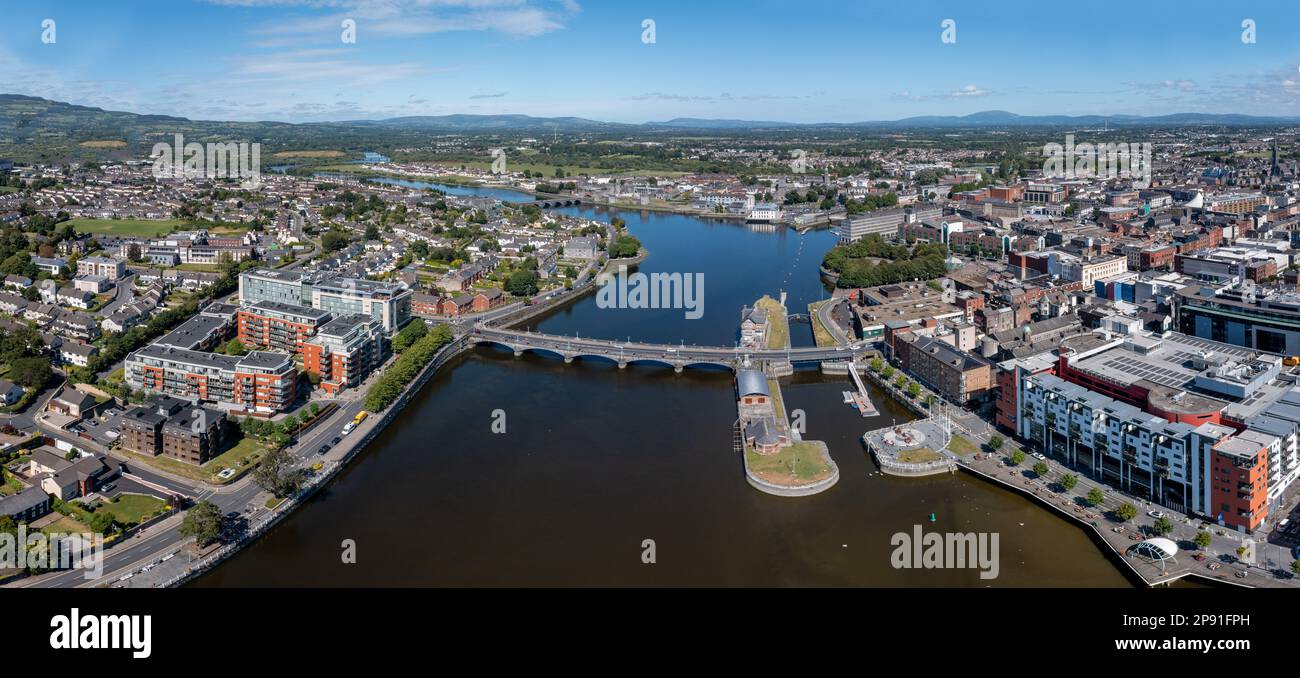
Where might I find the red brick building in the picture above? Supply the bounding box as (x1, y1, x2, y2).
(236, 301, 332, 353)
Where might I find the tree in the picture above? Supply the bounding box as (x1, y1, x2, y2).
(1087, 487, 1104, 507)
(1194, 531, 1212, 550)
(87, 511, 115, 535)
(608, 235, 641, 259)
(987, 435, 1004, 451)
(869, 357, 883, 372)
(9, 357, 51, 389)
(179, 500, 224, 547)
(505, 270, 539, 297)
(1115, 502, 1138, 523)
(392, 320, 428, 353)
(1292, 560, 1300, 576)
(1032, 461, 1048, 477)
(253, 447, 306, 498)
(1059, 473, 1078, 491)
(223, 338, 248, 356)
(1010, 450, 1025, 465)
(1152, 515, 1174, 536)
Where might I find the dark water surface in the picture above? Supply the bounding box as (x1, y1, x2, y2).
(197, 205, 1129, 587)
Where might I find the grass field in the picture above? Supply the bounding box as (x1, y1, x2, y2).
(66, 218, 188, 238)
(898, 447, 943, 463)
(68, 218, 250, 239)
(766, 378, 786, 422)
(273, 150, 347, 159)
(79, 140, 128, 149)
(746, 441, 832, 484)
(946, 434, 979, 457)
(99, 493, 167, 526)
(755, 295, 789, 349)
(118, 436, 268, 484)
(42, 515, 90, 535)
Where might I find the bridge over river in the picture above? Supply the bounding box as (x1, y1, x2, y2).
(470, 325, 868, 372)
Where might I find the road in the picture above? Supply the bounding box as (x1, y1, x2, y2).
(12, 377, 375, 588)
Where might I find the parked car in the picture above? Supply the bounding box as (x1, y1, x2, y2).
(100, 482, 116, 492)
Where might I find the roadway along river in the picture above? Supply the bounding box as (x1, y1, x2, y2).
(195, 203, 1130, 586)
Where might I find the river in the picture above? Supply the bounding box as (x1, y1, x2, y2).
(194, 202, 1130, 587)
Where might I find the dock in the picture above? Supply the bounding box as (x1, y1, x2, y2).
(845, 360, 878, 417)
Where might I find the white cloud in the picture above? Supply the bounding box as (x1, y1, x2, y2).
(950, 85, 989, 98)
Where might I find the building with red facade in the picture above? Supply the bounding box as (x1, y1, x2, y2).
(236, 300, 332, 353)
(1210, 431, 1272, 531)
(302, 314, 388, 395)
(124, 344, 299, 414)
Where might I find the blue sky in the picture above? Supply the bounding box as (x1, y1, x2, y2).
(1, 0, 1298, 123)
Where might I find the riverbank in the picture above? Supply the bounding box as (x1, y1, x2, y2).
(955, 457, 1251, 588)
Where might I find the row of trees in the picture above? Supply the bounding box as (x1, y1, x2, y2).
(362, 323, 455, 412)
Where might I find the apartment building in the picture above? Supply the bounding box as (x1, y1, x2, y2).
(236, 300, 332, 353)
(1017, 370, 1291, 532)
(301, 314, 388, 395)
(124, 344, 298, 413)
(311, 277, 411, 334)
(76, 255, 126, 280)
(240, 268, 412, 334)
(894, 332, 992, 404)
(120, 395, 228, 465)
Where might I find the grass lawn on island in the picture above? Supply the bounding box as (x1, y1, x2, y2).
(766, 378, 786, 421)
(746, 442, 832, 485)
(755, 295, 789, 349)
(946, 434, 980, 457)
(898, 447, 942, 464)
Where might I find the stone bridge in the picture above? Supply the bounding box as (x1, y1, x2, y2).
(470, 325, 869, 372)
(533, 196, 582, 209)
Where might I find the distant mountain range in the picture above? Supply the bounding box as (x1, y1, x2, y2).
(2, 93, 1298, 162)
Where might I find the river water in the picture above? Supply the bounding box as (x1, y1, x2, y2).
(195, 199, 1130, 587)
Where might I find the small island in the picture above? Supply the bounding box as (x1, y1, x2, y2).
(735, 368, 838, 496)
